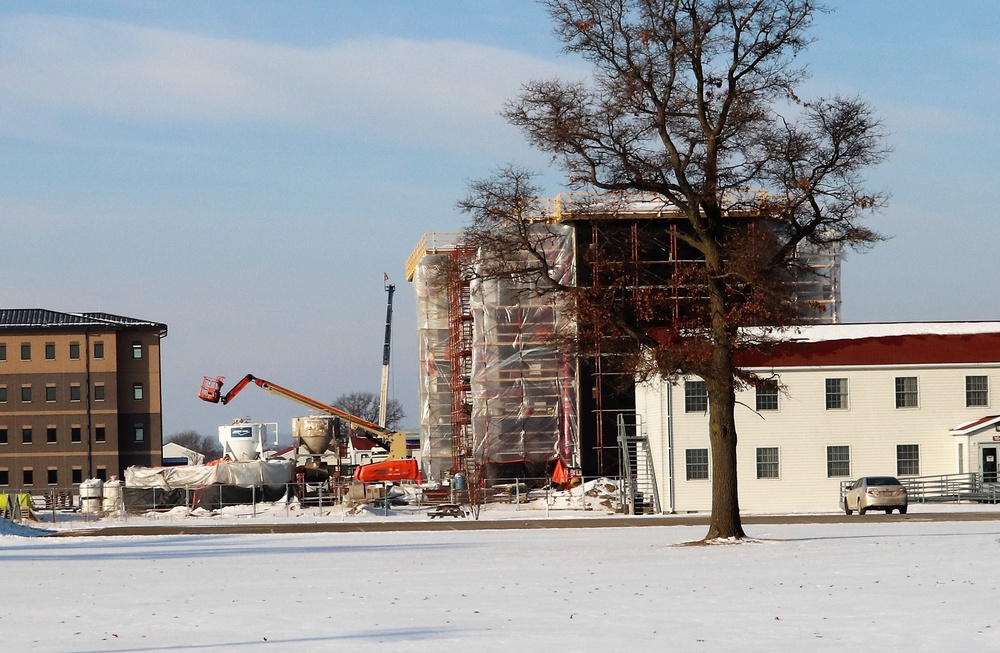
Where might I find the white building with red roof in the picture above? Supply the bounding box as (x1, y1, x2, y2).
(636, 322, 1000, 513)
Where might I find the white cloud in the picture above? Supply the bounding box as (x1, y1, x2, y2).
(0, 15, 584, 150)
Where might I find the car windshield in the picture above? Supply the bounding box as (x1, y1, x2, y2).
(867, 477, 901, 486)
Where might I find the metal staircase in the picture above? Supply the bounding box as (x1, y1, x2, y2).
(617, 414, 661, 515)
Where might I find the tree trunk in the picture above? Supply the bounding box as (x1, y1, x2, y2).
(705, 370, 746, 540)
(703, 260, 746, 540)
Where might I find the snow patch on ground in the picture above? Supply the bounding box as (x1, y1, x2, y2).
(0, 516, 54, 537)
(5, 518, 1000, 651)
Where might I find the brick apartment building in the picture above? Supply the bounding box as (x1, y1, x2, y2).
(0, 309, 167, 490)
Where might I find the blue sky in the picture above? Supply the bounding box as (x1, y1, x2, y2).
(2, 1, 998, 440)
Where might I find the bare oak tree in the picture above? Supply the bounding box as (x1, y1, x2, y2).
(460, 0, 888, 540)
(331, 391, 404, 432)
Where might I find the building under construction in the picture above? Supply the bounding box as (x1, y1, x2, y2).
(407, 194, 841, 484)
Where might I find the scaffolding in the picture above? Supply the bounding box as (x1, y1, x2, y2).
(469, 223, 578, 478)
(409, 194, 842, 482)
(410, 226, 579, 482)
(412, 238, 471, 481)
(448, 266, 474, 473)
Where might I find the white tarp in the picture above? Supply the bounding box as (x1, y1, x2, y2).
(125, 460, 294, 489)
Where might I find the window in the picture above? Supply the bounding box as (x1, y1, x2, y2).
(95, 426, 106, 443)
(825, 378, 848, 410)
(756, 447, 780, 479)
(45, 343, 55, 360)
(756, 380, 779, 411)
(132, 342, 143, 359)
(22, 427, 32, 444)
(0, 386, 6, 403)
(685, 380, 708, 412)
(20, 385, 31, 403)
(967, 375, 989, 407)
(827, 445, 851, 477)
(23, 468, 33, 486)
(69, 342, 80, 360)
(70, 384, 81, 402)
(93, 341, 104, 359)
(94, 384, 105, 401)
(0, 428, 7, 445)
(0, 469, 7, 486)
(46, 427, 57, 444)
(897, 444, 920, 476)
(895, 376, 918, 408)
(71, 427, 82, 443)
(134, 426, 145, 442)
(71, 467, 83, 484)
(47, 468, 57, 485)
(20, 343, 30, 361)
(133, 383, 144, 400)
(685, 448, 709, 480)
(96, 466, 107, 482)
(45, 385, 56, 402)
(0, 343, 5, 361)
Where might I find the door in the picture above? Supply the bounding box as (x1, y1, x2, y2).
(982, 447, 998, 484)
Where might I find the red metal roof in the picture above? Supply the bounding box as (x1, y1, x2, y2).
(949, 415, 1000, 436)
(736, 332, 1000, 368)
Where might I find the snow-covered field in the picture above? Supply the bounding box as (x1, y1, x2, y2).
(4, 503, 1000, 652)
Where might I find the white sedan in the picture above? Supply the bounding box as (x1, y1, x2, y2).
(842, 476, 908, 515)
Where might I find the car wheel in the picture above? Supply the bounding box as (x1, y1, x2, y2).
(859, 504, 867, 515)
(844, 502, 852, 515)
(885, 508, 893, 514)
(899, 505, 907, 515)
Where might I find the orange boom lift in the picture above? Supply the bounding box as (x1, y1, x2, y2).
(199, 374, 420, 483)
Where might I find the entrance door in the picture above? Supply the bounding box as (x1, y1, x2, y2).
(983, 447, 998, 484)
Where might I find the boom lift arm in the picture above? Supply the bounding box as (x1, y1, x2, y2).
(199, 374, 408, 461)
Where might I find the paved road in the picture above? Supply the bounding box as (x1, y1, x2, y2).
(51, 510, 1000, 537)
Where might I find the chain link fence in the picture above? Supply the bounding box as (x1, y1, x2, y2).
(1, 476, 635, 525)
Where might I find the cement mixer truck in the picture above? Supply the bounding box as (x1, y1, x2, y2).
(198, 374, 420, 483)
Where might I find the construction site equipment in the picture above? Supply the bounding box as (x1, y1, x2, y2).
(199, 374, 419, 482)
(218, 418, 277, 461)
(379, 276, 395, 428)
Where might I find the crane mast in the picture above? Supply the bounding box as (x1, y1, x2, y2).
(379, 276, 395, 428)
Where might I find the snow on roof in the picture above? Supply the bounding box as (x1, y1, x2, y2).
(0, 308, 167, 333)
(949, 415, 1000, 436)
(774, 321, 1000, 343)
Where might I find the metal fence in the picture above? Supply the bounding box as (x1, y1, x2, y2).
(1, 476, 633, 524)
(838, 472, 999, 504)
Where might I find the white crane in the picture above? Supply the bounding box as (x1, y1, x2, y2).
(378, 274, 395, 428)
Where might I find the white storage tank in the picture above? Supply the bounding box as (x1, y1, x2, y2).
(292, 416, 336, 455)
(102, 478, 124, 515)
(79, 478, 104, 514)
(218, 419, 276, 461)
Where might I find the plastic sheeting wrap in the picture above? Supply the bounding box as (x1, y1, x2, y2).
(470, 223, 578, 468)
(125, 465, 216, 489)
(413, 224, 578, 479)
(214, 459, 294, 487)
(125, 460, 294, 489)
(414, 253, 457, 481)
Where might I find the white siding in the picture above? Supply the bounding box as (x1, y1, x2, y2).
(639, 364, 1000, 513)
